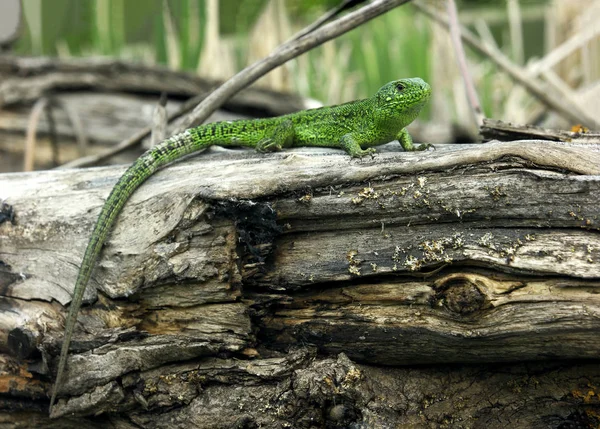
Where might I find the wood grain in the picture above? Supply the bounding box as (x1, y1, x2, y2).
(1, 141, 599, 425)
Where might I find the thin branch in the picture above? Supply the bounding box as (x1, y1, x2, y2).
(413, 0, 600, 130)
(480, 118, 600, 144)
(151, 92, 168, 147)
(473, 19, 499, 51)
(56, 99, 89, 156)
(538, 69, 587, 117)
(57, 88, 213, 169)
(489, 15, 595, 126)
(289, 0, 367, 41)
(445, 0, 484, 128)
(45, 99, 60, 167)
(23, 97, 48, 171)
(528, 23, 600, 77)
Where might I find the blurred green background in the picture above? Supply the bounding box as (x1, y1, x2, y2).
(14, 1, 548, 108)
(11, 0, 598, 136)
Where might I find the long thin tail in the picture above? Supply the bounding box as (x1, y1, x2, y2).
(50, 130, 204, 412)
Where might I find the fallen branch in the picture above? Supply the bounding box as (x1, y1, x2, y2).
(480, 118, 600, 143)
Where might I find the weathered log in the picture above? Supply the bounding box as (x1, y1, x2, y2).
(480, 118, 600, 144)
(0, 92, 258, 171)
(0, 56, 317, 172)
(1, 141, 599, 427)
(0, 55, 307, 114)
(2, 352, 599, 428)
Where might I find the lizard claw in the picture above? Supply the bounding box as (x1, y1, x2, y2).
(256, 138, 283, 153)
(365, 148, 377, 158)
(417, 143, 434, 151)
(352, 148, 376, 158)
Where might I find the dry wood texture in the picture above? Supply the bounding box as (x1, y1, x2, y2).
(0, 92, 253, 171)
(1, 141, 600, 427)
(0, 56, 311, 172)
(481, 118, 600, 144)
(0, 56, 307, 113)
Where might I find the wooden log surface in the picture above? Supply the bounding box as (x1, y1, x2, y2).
(480, 118, 600, 144)
(1, 140, 600, 426)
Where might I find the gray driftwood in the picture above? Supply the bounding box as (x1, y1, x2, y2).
(1, 141, 600, 427)
(0, 56, 308, 113)
(0, 92, 253, 171)
(481, 118, 600, 144)
(0, 55, 313, 172)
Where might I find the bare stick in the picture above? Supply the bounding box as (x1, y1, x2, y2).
(45, 99, 60, 167)
(57, 89, 213, 169)
(151, 92, 168, 147)
(290, 0, 367, 41)
(23, 97, 48, 171)
(56, 99, 89, 156)
(528, 23, 600, 76)
(445, 0, 484, 127)
(481, 118, 600, 144)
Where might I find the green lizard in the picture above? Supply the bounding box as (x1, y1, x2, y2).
(49, 77, 431, 412)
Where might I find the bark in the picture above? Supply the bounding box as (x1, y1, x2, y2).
(1, 141, 600, 428)
(480, 118, 600, 144)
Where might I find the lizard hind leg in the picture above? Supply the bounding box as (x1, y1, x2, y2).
(256, 119, 295, 153)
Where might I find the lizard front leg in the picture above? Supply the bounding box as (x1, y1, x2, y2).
(340, 133, 376, 158)
(256, 120, 295, 153)
(397, 128, 431, 151)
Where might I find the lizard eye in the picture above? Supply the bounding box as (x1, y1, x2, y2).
(395, 83, 405, 92)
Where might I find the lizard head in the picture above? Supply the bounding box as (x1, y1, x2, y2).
(374, 77, 431, 128)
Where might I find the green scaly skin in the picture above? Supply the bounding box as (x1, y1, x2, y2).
(49, 77, 431, 412)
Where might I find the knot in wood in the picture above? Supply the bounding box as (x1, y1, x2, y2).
(433, 274, 489, 315)
(8, 327, 39, 359)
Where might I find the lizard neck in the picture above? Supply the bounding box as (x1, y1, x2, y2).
(374, 99, 427, 133)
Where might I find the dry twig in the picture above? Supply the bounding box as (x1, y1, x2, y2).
(150, 92, 168, 147)
(57, 89, 213, 169)
(445, 0, 484, 127)
(177, 0, 413, 132)
(23, 97, 48, 171)
(480, 118, 600, 144)
(58, 99, 89, 156)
